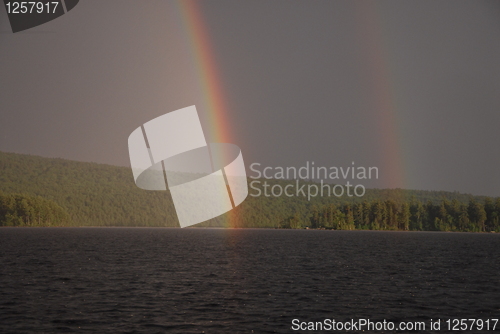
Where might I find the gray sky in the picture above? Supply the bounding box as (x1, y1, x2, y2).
(1, 0, 500, 196)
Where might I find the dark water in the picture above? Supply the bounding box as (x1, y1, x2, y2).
(0, 228, 499, 333)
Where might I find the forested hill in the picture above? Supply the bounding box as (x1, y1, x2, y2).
(0, 151, 493, 228)
(0, 151, 175, 226)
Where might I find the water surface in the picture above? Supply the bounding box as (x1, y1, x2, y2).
(0, 228, 499, 333)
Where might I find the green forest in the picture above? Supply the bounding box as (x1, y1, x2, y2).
(280, 198, 500, 232)
(0, 151, 498, 232)
(0, 191, 70, 226)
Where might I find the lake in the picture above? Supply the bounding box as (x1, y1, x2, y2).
(0, 228, 499, 333)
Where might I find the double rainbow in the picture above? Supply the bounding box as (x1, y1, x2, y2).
(175, 1, 406, 195)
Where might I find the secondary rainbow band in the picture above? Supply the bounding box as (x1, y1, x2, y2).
(354, 1, 406, 190)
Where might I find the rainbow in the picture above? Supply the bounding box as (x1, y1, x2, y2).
(176, 1, 406, 191)
(175, 0, 233, 145)
(172, 2, 407, 226)
(354, 1, 406, 190)
(174, 1, 241, 227)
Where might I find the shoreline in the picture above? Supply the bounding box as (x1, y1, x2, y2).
(0, 226, 497, 234)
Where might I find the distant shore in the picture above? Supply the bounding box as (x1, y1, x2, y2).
(1, 226, 497, 234)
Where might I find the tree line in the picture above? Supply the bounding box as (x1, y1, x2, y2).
(277, 198, 500, 232)
(0, 191, 70, 227)
(1, 150, 498, 231)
